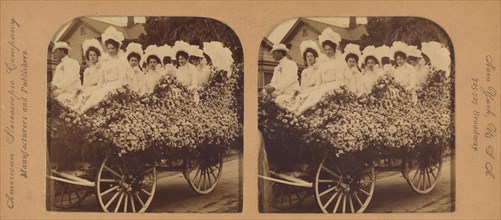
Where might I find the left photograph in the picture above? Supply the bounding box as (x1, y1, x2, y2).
(46, 16, 243, 213)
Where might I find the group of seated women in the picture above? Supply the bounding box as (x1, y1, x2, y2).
(54, 27, 233, 113)
(270, 28, 451, 113)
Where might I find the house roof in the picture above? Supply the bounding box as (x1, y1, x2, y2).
(280, 17, 368, 44)
(261, 37, 274, 49)
(58, 17, 145, 41)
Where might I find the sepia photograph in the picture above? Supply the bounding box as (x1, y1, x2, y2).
(46, 16, 243, 213)
(258, 16, 455, 213)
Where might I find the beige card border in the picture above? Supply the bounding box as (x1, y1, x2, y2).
(1, 0, 500, 219)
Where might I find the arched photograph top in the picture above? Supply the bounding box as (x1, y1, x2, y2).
(47, 16, 243, 213)
(258, 16, 454, 214)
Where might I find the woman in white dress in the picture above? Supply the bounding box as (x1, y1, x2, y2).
(125, 42, 145, 94)
(141, 45, 166, 94)
(297, 28, 351, 112)
(343, 43, 364, 95)
(173, 41, 198, 89)
(391, 41, 416, 90)
(360, 46, 383, 95)
(80, 27, 133, 112)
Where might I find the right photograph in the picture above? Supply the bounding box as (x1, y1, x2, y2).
(258, 17, 455, 213)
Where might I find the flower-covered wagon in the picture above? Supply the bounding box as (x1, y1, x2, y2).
(258, 69, 454, 213)
(47, 67, 243, 213)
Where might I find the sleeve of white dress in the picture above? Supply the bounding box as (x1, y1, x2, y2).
(57, 59, 81, 90)
(274, 60, 298, 91)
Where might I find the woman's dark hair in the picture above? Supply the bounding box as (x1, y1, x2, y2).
(127, 52, 141, 62)
(163, 56, 172, 65)
(85, 47, 101, 60)
(203, 53, 212, 65)
(345, 53, 359, 63)
(176, 51, 189, 60)
(407, 56, 419, 63)
(421, 53, 431, 65)
(104, 39, 120, 50)
(381, 57, 390, 65)
(147, 55, 161, 65)
(321, 41, 337, 52)
(302, 48, 319, 63)
(364, 55, 379, 65)
(394, 51, 407, 61)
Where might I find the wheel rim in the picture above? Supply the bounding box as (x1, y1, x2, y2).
(49, 177, 90, 209)
(314, 155, 375, 213)
(270, 182, 310, 210)
(96, 155, 157, 213)
(185, 151, 223, 194)
(405, 150, 443, 194)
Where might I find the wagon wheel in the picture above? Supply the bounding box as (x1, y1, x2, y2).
(96, 155, 157, 213)
(403, 147, 443, 194)
(48, 175, 91, 209)
(314, 154, 375, 213)
(184, 150, 224, 195)
(270, 181, 311, 210)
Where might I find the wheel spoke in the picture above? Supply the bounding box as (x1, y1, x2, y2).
(342, 192, 347, 213)
(124, 193, 128, 212)
(135, 192, 145, 207)
(141, 188, 152, 196)
(359, 188, 370, 196)
(104, 165, 122, 178)
(139, 167, 154, 176)
(318, 179, 334, 183)
(101, 185, 119, 196)
(323, 191, 339, 209)
(322, 165, 341, 179)
(416, 168, 423, 189)
(426, 167, 432, 189)
(114, 192, 125, 212)
(348, 193, 355, 213)
(332, 192, 343, 213)
(430, 166, 437, 180)
(192, 167, 201, 184)
(105, 190, 121, 209)
(319, 185, 338, 197)
(100, 179, 120, 183)
(130, 194, 136, 212)
(207, 168, 213, 188)
(67, 188, 72, 205)
(411, 165, 419, 183)
(354, 193, 363, 206)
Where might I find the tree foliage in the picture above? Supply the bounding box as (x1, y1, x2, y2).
(360, 17, 453, 50)
(138, 17, 243, 63)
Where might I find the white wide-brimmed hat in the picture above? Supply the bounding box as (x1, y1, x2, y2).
(52, 41, 71, 52)
(407, 45, 422, 58)
(318, 28, 341, 46)
(172, 40, 191, 60)
(125, 42, 144, 61)
(421, 41, 451, 73)
(141, 45, 162, 66)
(82, 38, 104, 56)
(376, 45, 392, 60)
(270, 43, 289, 53)
(299, 40, 321, 57)
(361, 45, 380, 64)
(158, 44, 174, 59)
(101, 26, 124, 46)
(203, 41, 234, 73)
(189, 45, 204, 58)
(391, 41, 410, 57)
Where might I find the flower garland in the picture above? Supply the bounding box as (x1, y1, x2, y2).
(49, 67, 243, 164)
(259, 70, 453, 161)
